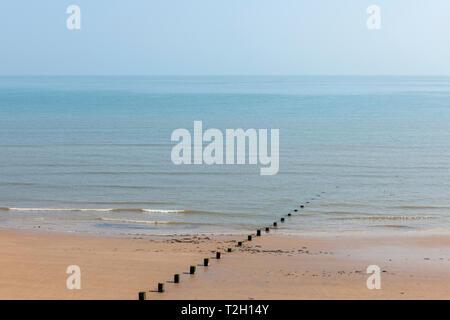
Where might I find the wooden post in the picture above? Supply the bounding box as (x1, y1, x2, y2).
(138, 292, 146, 300)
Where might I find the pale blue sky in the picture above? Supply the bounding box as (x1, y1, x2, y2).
(1, 0, 449, 75)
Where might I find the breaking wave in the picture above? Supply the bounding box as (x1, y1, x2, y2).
(97, 218, 188, 225)
(0, 207, 185, 213)
(0, 207, 226, 215)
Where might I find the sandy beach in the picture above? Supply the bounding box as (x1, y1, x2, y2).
(0, 228, 448, 300)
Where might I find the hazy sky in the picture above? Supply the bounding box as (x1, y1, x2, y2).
(1, 0, 449, 75)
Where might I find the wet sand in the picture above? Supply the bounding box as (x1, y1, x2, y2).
(0, 228, 448, 299)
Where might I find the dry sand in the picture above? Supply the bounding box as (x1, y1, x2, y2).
(0, 228, 449, 299)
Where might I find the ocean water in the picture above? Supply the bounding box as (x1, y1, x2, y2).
(0, 76, 449, 236)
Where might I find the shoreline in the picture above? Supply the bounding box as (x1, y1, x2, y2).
(0, 228, 448, 299)
(2, 223, 449, 240)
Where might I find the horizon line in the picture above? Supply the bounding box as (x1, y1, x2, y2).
(1, 74, 450, 77)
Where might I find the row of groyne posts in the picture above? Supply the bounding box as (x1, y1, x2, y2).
(138, 193, 324, 300)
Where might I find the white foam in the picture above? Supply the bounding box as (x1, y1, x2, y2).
(5, 207, 186, 214)
(141, 209, 185, 213)
(8, 207, 114, 212)
(99, 217, 176, 224)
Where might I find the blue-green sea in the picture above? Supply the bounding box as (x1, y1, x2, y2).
(0, 76, 449, 236)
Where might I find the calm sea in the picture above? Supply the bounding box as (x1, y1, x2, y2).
(0, 76, 449, 236)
